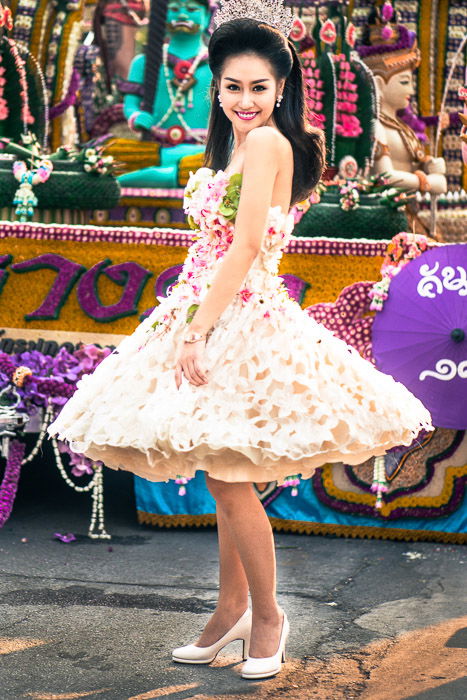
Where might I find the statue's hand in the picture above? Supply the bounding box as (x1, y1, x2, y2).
(425, 157, 446, 175)
(130, 111, 154, 131)
(427, 172, 448, 194)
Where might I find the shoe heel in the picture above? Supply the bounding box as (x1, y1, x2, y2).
(242, 635, 251, 661)
(281, 649, 286, 663)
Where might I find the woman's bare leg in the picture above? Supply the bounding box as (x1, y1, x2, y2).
(202, 474, 283, 658)
(195, 502, 250, 646)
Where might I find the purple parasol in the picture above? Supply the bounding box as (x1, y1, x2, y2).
(372, 244, 467, 429)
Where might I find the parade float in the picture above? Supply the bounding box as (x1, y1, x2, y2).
(0, 0, 466, 543)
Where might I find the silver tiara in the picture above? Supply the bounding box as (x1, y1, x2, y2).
(213, 0, 294, 38)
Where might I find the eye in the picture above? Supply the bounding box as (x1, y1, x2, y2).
(226, 84, 239, 90)
(253, 85, 266, 91)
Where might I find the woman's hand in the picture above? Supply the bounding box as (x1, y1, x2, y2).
(175, 339, 208, 389)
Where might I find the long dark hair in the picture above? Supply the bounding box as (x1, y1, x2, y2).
(204, 18, 326, 205)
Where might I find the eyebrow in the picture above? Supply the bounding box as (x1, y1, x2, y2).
(223, 77, 271, 84)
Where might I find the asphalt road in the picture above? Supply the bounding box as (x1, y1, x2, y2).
(0, 449, 466, 700)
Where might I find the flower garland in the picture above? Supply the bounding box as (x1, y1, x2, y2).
(16, 43, 50, 150)
(4, 36, 35, 133)
(55, 12, 82, 147)
(10, 0, 34, 51)
(12, 157, 53, 221)
(73, 44, 102, 134)
(0, 438, 26, 528)
(32, 0, 53, 68)
(333, 53, 362, 138)
(368, 231, 430, 311)
(302, 52, 325, 121)
(0, 3, 13, 33)
(371, 455, 388, 510)
(45, 8, 67, 103)
(152, 41, 209, 144)
(0, 345, 113, 538)
(0, 49, 7, 121)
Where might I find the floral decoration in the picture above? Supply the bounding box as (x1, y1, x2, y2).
(369, 232, 431, 311)
(333, 54, 362, 139)
(0, 51, 8, 120)
(0, 343, 113, 526)
(0, 5, 14, 32)
(5, 37, 34, 128)
(319, 19, 337, 45)
(339, 181, 360, 211)
(306, 280, 376, 363)
(138, 167, 296, 350)
(0, 438, 25, 528)
(302, 53, 324, 119)
(218, 173, 242, 221)
(290, 17, 306, 43)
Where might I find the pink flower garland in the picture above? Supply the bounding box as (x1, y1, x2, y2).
(302, 53, 325, 119)
(5, 38, 34, 127)
(0, 51, 8, 121)
(333, 54, 362, 138)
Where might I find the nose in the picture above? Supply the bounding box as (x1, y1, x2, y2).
(238, 91, 254, 109)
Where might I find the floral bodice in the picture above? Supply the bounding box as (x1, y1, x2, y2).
(139, 167, 297, 347)
(174, 167, 295, 304)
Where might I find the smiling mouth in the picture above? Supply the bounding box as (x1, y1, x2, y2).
(235, 111, 259, 120)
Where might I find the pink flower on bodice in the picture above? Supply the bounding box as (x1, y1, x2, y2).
(176, 167, 295, 305)
(139, 168, 298, 351)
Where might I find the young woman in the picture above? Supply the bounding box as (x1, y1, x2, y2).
(47, 7, 434, 682)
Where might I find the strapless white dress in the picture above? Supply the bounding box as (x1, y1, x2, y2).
(46, 167, 434, 484)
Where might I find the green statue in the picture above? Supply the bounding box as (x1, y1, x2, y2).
(119, 0, 213, 188)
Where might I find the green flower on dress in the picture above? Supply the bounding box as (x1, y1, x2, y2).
(219, 173, 242, 221)
(187, 214, 197, 230)
(186, 303, 199, 324)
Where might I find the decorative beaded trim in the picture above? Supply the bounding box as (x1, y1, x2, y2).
(0, 220, 391, 256)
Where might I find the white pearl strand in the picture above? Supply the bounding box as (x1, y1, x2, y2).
(16, 43, 50, 149)
(21, 401, 111, 539)
(153, 42, 207, 144)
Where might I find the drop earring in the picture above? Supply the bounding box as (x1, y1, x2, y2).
(218, 93, 223, 107)
(276, 94, 283, 108)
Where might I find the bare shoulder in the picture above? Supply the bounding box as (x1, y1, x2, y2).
(245, 126, 288, 150)
(244, 127, 293, 168)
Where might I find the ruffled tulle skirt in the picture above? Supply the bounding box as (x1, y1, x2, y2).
(46, 290, 434, 485)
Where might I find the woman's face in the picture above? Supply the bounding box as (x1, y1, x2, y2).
(217, 53, 285, 134)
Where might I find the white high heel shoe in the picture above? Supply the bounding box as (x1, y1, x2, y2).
(172, 607, 252, 664)
(241, 610, 289, 680)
